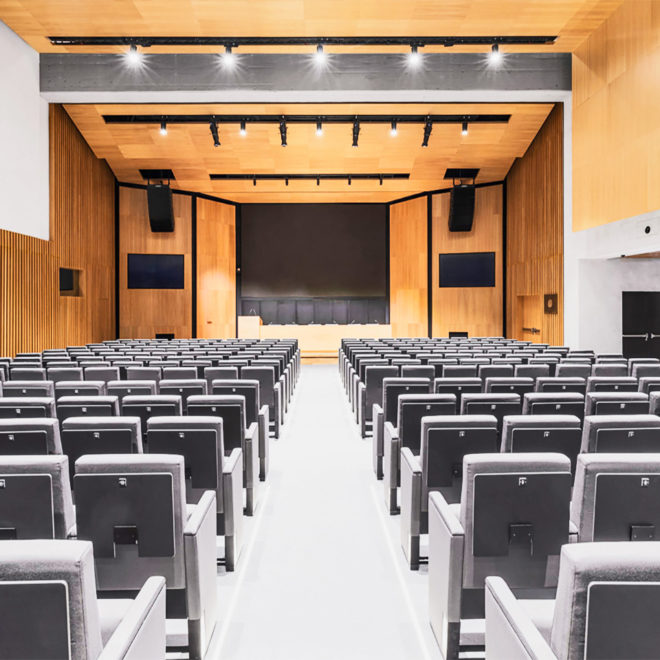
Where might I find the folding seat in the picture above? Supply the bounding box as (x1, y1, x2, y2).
(47, 366, 84, 383)
(535, 376, 586, 394)
(443, 364, 478, 378)
(383, 393, 457, 513)
(591, 363, 628, 377)
(9, 365, 47, 381)
(571, 453, 660, 542)
(632, 362, 660, 379)
(460, 393, 522, 437)
(522, 392, 585, 420)
(83, 365, 120, 383)
(120, 394, 183, 436)
(158, 379, 208, 410)
(478, 364, 514, 380)
(61, 416, 143, 484)
(15, 352, 41, 360)
(584, 391, 648, 416)
(514, 363, 550, 379)
(55, 380, 106, 398)
(501, 415, 582, 472)
(429, 453, 571, 660)
(211, 379, 269, 481)
(111, 361, 140, 378)
(181, 360, 212, 378)
(484, 377, 534, 397)
(434, 377, 483, 403)
(186, 395, 260, 515)
(56, 395, 119, 423)
(147, 416, 243, 570)
(0, 396, 55, 418)
(586, 375, 638, 393)
(580, 414, 660, 452)
(400, 415, 498, 569)
(426, 358, 459, 377)
(107, 379, 157, 401)
(74, 455, 214, 659)
(372, 377, 432, 479)
(126, 366, 162, 382)
(350, 357, 388, 411)
(356, 365, 399, 438)
(1, 379, 54, 398)
(638, 376, 660, 394)
(0, 454, 74, 538)
(162, 366, 198, 380)
(555, 363, 591, 379)
(400, 364, 436, 380)
(528, 357, 558, 375)
(485, 542, 660, 660)
(629, 357, 660, 376)
(241, 365, 283, 438)
(252, 358, 291, 410)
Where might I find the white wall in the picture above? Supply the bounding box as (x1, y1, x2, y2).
(0, 21, 49, 240)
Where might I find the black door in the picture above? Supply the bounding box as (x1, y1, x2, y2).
(622, 292, 660, 358)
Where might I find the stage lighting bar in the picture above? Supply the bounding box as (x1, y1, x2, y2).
(209, 173, 410, 185)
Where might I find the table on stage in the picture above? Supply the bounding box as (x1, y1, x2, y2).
(237, 316, 392, 360)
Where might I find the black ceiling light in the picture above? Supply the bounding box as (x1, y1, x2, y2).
(279, 117, 287, 146)
(422, 117, 432, 147)
(352, 118, 360, 147)
(209, 120, 220, 147)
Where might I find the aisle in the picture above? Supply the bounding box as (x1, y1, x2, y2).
(208, 363, 442, 660)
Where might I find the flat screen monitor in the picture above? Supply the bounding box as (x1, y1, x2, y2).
(127, 254, 184, 289)
(439, 252, 496, 288)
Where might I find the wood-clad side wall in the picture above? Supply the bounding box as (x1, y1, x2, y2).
(573, 0, 660, 231)
(506, 104, 564, 344)
(118, 187, 193, 339)
(389, 196, 428, 337)
(432, 185, 503, 338)
(0, 104, 115, 356)
(196, 198, 236, 338)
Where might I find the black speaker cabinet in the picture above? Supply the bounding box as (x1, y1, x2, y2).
(448, 184, 476, 232)
(147, 184, 174, 232)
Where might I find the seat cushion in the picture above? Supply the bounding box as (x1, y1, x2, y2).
(98, 598, 133, 645)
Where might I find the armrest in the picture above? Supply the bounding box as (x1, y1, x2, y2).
(244, 422, 259, 488)
(485, 577, 557, 660)
(357, 382, 366, 432)
(274, 382, 283, 421)
(222, 448, 243, 536)
(428, 491, 465, 660)
(383, 421, 400, 484)
(401, 448, 422, 534)
(372, 403, 384, 477)
(258, 404, 270, 479)
(99, 576, 166, 660)
(568, 519, 578, 543)
(184, 490, 218, 659)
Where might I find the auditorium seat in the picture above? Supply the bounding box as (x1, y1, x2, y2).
(429, 453, 571, 660)
(484, 376, 534, 396)
(433, 377, 483, 402)
(0, 455, 74, 538)
(580, 414, 660, 453)
(55, 380, 106, 398)
(535, 376, 586, 394)
(584, 391, 649, 416)
(47, 366, 84, 383)
(147, 416, 244, 570)
(382, 393, 456, 514)
(514, 364, 550, 379)
(0, 539, 166, 659)
(638, 376, 660, 394)
(1, 380, 54, 398)
(204, 366, 239, 388)
(83, 365, 120, 383)
(356, 365, 398, 438)
(443, 365, 478, 378)
(585, 376, 638, 393)
(56, 395, 120, 423)
(591, 363, 628, 377)
(485, 542, 660, 660)
(460, 393, 521, 437)
(107, 379, 158, 401)
(9, 366, 46, 381)
(157, 379, 208, 410)
(120, 394, 183, 436)
(241, 365, 283, 438)
(0, 396, 55, 418)
(126, 366, 162, 382)
(400, 415, 498, 569)
(74, 454, 216, 659)
(522, 392, 585, 418)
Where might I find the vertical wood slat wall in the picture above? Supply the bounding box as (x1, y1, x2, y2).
(0, 104, 115, 357)
(506, 104, 564, 345)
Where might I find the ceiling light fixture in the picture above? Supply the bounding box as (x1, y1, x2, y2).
(209, 120, 220, 147)
(352, 118, 360, 147)
(422, 117, 432, 147)
(239, 120, 247, 136)
(461, 121, 469, 136)
(316, 121, 323, 137)
(159, 120, 167, 136)
(390, 120, 398, 137)
(407, 44, 422, 67)
(279, 117, 287, 146)
(314, 43, 327, 65)
(222, 44, 236, 68)
(124, 43, 143, 67)
(488, 43, 503, 66)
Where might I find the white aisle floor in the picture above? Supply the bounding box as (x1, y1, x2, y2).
(205, 363, 443, 660)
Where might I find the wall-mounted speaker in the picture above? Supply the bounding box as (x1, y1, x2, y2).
(544, 293, 558, 314)
(448, 184, 475, 232)
(147, 183, 174, 232)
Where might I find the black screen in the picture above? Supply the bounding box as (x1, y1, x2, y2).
(59, 268, 74, 291)
(240, 204, 387, 297)
(127, 254, 184, 289)
(439, 252, 496, 288)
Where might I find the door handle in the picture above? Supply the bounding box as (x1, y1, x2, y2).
(623, 333, 650, 341)
(522, 327, 540, 334)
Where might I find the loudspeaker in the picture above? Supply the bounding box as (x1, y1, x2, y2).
(147, 184, 174, 232)
(448, 184, 475, 232)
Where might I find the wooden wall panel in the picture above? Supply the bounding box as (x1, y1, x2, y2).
(506, 104, 563, 344)
(432, 186, 503, 338)
(196, 198, 236, 338)
(118, 187, 192, 339)
(573, 0, 660, 231)
(389, 196, 428, 337)
(0, 104, 115, 357)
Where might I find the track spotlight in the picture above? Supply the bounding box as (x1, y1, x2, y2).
(239, 120, 247, 136)
(279, 117, 287, 146)
(314, 43, 327, 65)
(461, 121, 469, 136)
(422, 117, 432, 147)
(222, 44, 236, 68)
(125, 44, 143, 67)
(253, 176, 256, 186)
(159, 120, 167, 136)
(379, 174, 383, 186)
(488, 43, 503, 66)
(316, 121, 323, 137)
(407, 44, 422, 67)
(316, 177, 320, 186)
(352, 118, 360, 147)
(390, 120, 398, 137)
(209, 121, 220, 147)
(348, 175, 352, 186)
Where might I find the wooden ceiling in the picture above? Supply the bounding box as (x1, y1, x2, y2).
(1, 0, 623, 53)
(65, 102, 554, 203)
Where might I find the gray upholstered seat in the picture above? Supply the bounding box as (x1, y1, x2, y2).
(356, 365, 398, 439)
(84, 365, 120, 383)
(157, 379, 208, 409)
(55, 380, 107, 398)
(584, 391, 648, 416)
(120, 394, 182, 435)
(484, 377, 534, 396)
(0, 539, 165, 660)
(523, 392, 585, 418)
(0, 396, 55, 418)
(125, 366, 162, 382)
(0, 417, 62, 454)
(535, 376, 586, 393)
(9, 367, 46, 381)
(106, 380, 157, 401)
(204, 366, 239, 388)
(1, 379, 54, 397)
(485, 542, 660, 660)
(47, 366, 84, 383)
(638, 376, 660, 395)
(590, 363, 628, 377)
(428, 452, 572, 660)
(74, 454, 216, 659)
(585, 376, 638, 393)
(460, 393, 521, 436)
(162, 367, 198, 380)
(580, 414, 660, 452)
(241, 365, 283, 438)
(57, 395, 120, 423)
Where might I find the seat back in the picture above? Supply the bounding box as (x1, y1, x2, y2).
(0, 455, 74, 539)
(514, 364, 550, 379)
(0, 540, 102, 660)
(84, 366, 120, 383)
(421, 415, 498, 506)
(550, 542, 660, 660)
(479, 364, 514, 380)
(638, 376, 660, 395)
(47, 367, 84, 383)
(433, 377, 483, 403)
(158, 379, 208, 408)
(586, 376, 638, 393)
(0, 397, 55, 418)
(581, 414, 660, 452)
(535, 376, 586, 394)
(106, 380, 157, 401)
(400, 365, 436, 380)
(460, 394, 521, 436)
(364, 366, 399, 409)
(186, 395, 246, 452)
(126, 366, 162, 382)
(382, 378, 432, 424)
(0, 418, 62, 455)
(56, 395, 119, 423)
(240, 366, 276, 409)
(120, 395, 183, 435)
(8, 367, 46, 381)
(162, 367, 198, 380)
(396, 394, 456, 453)
(443, 365, 478, 378)
(585, 392, 649, 416)
(204, 366, 239, 388)
(484, 377, 534, 396)
(211, 379, 260, 425)
(1, 380, 54, 398)
(74, 454, 187, 591)
(522, 392, 585, 418)
(55, 380, 106, 399)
